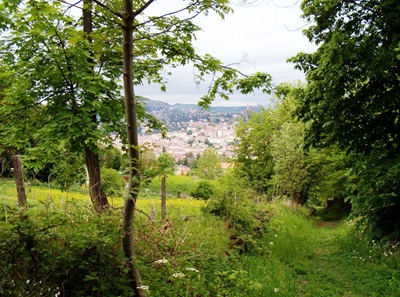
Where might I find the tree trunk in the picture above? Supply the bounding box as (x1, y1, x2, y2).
(121, 1, 146, 296)
(85, 145, 108, 211)
(161, 176, 166, 220)
(12, 155, 26, 207)
(83, 0, 109, 211)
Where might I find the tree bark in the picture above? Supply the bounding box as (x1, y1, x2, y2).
(85, 145, 108, 211)
(83, 0, 109, 211)
(161, 176, 166, 220)
(12, 155, 26, 207)
(121, 1, 146, 296)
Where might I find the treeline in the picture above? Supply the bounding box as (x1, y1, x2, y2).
(235, 0, 400, 240)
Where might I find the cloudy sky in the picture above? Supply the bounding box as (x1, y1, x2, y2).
(136, 0, 317, 107)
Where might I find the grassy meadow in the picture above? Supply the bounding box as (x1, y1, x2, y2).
(0, 177, 399, 296)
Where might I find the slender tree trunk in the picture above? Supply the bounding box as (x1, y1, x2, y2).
(121, 1, 146, 296)
(85, 145, 108, 211)
(161, 176, 166, 220)
(12, 155, 26, 207)
(83, 0, 109, 211)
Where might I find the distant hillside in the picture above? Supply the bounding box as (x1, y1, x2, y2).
(139, 97, 261, 113)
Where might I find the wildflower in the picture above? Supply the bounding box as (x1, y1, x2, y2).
(270, 242, 274, 245)
(274, 288, 279, 293)
(26, 280, 30, 285)
(154, 258, 169, 264)
(173, 272, 185, 278)
(186, 267, 200, 273)
(137, 285, 149, 291)
(274, 234, 278, 237)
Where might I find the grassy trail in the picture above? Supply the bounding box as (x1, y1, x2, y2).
(296, 223, 393, 296)
(242, 205, 400, 296)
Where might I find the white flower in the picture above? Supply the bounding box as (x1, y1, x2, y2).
(173, 272, 185, 278)
(274, 288, 279, 293)
(26, 280, 30, 285)
(137, 285, 149, 291)
(186, 267, 199, 273)
(154, 258, 168, 264)
(274, 234, 278, 237)
(270, 242, 274, 245)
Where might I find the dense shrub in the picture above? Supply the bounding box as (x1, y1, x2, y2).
(203, 171, 269, 253)
(0, 197, 257, 296)
(0, 203, 133, 296)
(100, 167, 125, 197)
(190, 180, 214, 200)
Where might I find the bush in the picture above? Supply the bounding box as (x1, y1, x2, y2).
(203, 171, 269, 253)
(101, 167, 125, 197)
(0, 204, 133, 296)
(191, 180, 214, 200)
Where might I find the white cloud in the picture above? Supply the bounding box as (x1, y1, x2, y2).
(136, 0, 316, 106)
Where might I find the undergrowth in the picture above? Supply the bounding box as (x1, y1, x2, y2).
(239, 202, 400, 296)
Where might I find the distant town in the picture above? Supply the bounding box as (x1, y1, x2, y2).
(134, 98, 261, 162)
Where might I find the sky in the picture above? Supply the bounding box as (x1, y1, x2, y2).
(135, 0, 317, 107)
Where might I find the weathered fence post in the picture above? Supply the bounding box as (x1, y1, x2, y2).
(12, 155, 26, 206)
(161, 176, 166, 220)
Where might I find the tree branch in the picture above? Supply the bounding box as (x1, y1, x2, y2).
(92, 0, 123, 18)
(133, 0, 156, 18)
(133, 1, 200, 29)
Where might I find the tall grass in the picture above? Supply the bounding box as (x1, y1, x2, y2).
(239, 202, 400, 296)
(1, 180, 399, 296)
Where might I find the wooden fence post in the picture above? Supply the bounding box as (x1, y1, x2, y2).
(12, 155, 26, 206)
(161, 176, 166, 221)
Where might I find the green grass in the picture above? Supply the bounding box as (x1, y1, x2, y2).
(240, 202, 400, 296)
(1, 179, 399, 296)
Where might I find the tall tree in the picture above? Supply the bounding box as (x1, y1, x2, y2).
(1, 0, 273, 293)
(197, 148, 222, 180)
(271, 121, 309, 205)
(82, 0, 108, 209)
(291, 0, 400, 238)
(0, 1, 124, 210)
(235, 82, 303, 194)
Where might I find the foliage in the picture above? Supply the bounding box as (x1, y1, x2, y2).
(305, 146, 354, 207)
(271, 121, 309, 204)
(100, 167, 125, 197)
(100, 146, 123, 172)
(138, 148, 157, 182)
(0, 187, 265, 297)
(0, 203, 133, 296)
(351, 155, 400, 240)
(155, 153, 175, 177)
(235, 82, 305, 194)
(290, 0, 400, 239)
(190, 180, 214, 200)
(235, 108, 275, 193)
(203, 171, 269, 252)
(291, 0, 400, 156)
(196, 148, 223, 180)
